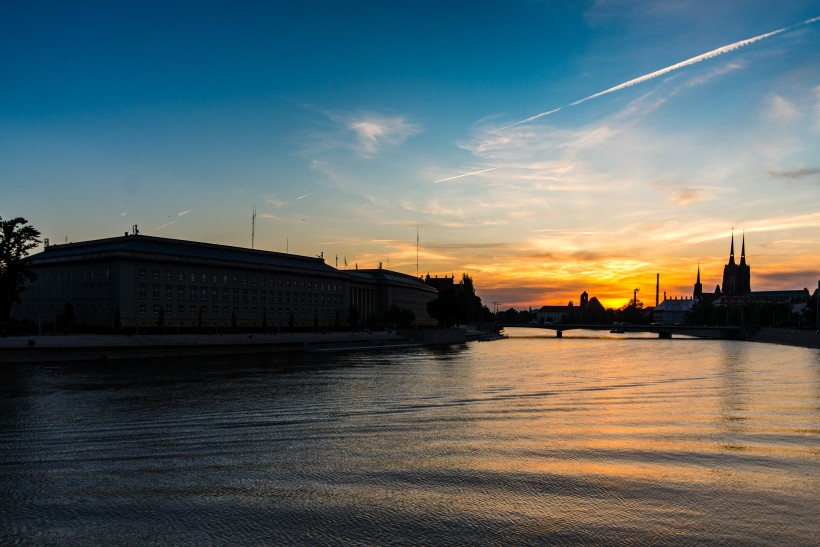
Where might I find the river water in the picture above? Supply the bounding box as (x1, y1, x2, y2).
(2, 329, 819, 545)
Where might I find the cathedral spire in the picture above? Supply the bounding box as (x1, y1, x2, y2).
(693, 262, 703, 300)
(729, 230, 736, 265)
(740, 231, 746, 266)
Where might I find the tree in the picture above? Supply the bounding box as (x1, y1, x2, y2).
(427, 273, 485, 327)
(0, 216, 42, 323)
(385, 305, 415, 329)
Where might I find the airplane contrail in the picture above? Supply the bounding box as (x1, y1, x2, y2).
(297, 193, 313, 200)
(494, 16, 818, 131)
(487, 108, 562, 134)
(434, 167, 499, 183)
(570, 27, 787, 106)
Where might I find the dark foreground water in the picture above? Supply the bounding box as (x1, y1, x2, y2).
(2, 329, 819, 545)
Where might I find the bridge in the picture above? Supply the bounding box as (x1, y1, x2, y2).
(501, 323, 746, 340)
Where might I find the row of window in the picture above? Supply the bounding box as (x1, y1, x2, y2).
(138, 303, 335, 317)
(137, 285, 341, 307)
(137, 268, 340, 292)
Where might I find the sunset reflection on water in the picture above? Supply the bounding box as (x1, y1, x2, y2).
(1, 329, 818, 544)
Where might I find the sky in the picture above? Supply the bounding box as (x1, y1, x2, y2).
(2, 1, 819, 310)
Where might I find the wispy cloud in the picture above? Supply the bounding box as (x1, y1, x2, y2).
(331, 112, 423, 156)
(768, 167, 820, 180)
(265, 196, 286, 208)
(298, 110, 423, 158)
(177, 209, 191, 217)
(296, 193, 313, 200)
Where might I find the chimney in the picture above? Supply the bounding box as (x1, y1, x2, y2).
(656, 273, 659, 307)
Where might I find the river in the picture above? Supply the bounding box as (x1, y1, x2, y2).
(2, 329, 819, 545)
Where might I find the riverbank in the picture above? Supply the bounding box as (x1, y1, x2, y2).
(745, 327, 820, 349)
(0, 329, 474, 364)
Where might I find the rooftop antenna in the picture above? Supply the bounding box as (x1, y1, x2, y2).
(416, 224, 419, 277)
(251, 205, 256, 249)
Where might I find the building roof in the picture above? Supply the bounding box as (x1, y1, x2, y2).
(349, 268, 437, 291)
(655, 298, 695, 312)
(745, 290, 809, 300)
(28, 234, 343, 276)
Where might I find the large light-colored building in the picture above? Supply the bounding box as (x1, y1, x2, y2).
(13, 234, 437, 331)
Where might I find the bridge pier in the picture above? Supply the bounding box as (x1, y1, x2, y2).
(658, 331, 672, 339)
(556, 330, 563, 338)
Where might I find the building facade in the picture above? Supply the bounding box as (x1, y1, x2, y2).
(13, 234, 437, 331)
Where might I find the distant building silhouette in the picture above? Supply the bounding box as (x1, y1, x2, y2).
(693, 264, 703, 300)
(721, 232, 751, 297)
(536, 291, 605, 324)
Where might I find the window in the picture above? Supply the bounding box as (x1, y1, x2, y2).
(233, 275, 239, 284)
(201, 273, 207, 283)
(251, 276, 257, 285)
(166, 270, 173, 281)
(152, 269, 160, 280)
(211, 305, 218, 315)
(166, 286, 173, 300)
(190, 305, 197, 314)
(190, 272, 196, 282)
(178, 271, 184, 281)
(166, 304, 173, 314)
(178, 286, 185, 300)
(139, 303, 147, 313)
(139, 268, 147, 279)
(212, 274, 218, 283)
(152, 304, 159, 314)
(261, 278, 266, 287)
(212, 288, 219, 301)
(152, 286, 160, 299)
(178, 304, 185, 314)
(223, 288, 229, 302)
(139, 286, 147, 299)
(233, 289, 240, 302)
(223, 274, 229, 284)
(243, 276, 248, 285)
(190, 287, 197, 300)
(251, 291, 257, 303)
(201, 288, 208, 301)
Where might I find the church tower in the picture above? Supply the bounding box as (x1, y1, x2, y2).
(737, 232, 751, 295)
(721, 232, 751, 297)
(693, 263, 703, 301)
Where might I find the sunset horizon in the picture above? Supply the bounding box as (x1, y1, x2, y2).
(3, 1, 818, 311)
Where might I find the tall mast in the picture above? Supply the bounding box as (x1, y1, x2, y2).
(416, 225, 419, 277)
(251, 205, 256, 249)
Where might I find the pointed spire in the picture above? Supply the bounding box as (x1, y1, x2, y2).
(740, 231, 746, 265)
(697, 262, 701, 283)
(729, 230, 736, 265)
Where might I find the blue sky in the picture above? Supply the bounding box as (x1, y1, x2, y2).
(2, 1, 819, 308)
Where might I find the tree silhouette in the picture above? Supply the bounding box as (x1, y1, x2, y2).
(0, 216, 41, 323)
